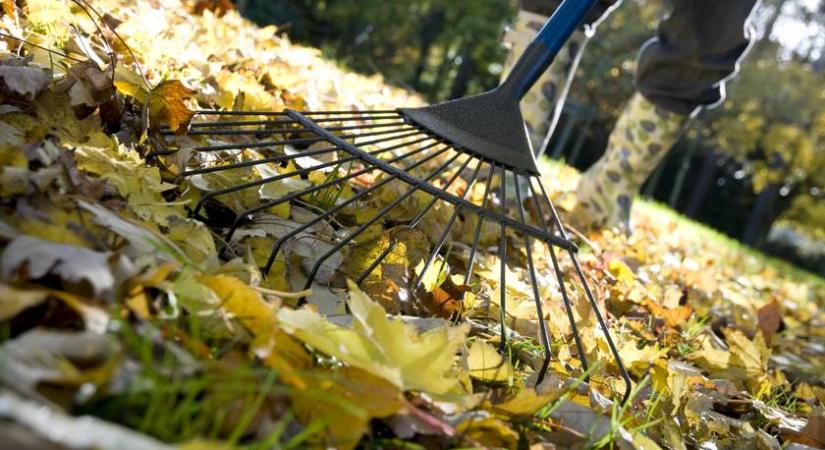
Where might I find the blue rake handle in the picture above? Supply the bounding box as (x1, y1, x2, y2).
(500, 0, 598, 99)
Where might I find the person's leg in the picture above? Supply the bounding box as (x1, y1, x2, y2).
(572, 0, 760, 233)
(502, 1, 617, 152)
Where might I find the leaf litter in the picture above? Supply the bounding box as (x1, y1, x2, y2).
(0, 1, 823, 449)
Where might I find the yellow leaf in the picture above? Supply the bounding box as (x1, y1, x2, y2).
(200, 275, 311, 385)
(493, 383, 564, 416)
(278, 280, 470, 395)
(0, 284, 49, 321)
(609, 259, 636, 284)
(618, 341, 669, 377)
(456, 416, 519, 449)
(467, 341, 515, 383)
(291, 367, 403, 450)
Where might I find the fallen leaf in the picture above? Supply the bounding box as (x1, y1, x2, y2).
(148, 80, 194, 133)
(0, 283, 48, 320)
(0, 235, 136, 299)
(291, 366, 404, 450)
(0, 329, 120, 406)
(0, 389, 173, 450)
(278, 280, 470, 395)
(757, 300, 782, 342)
(0, 59, 51, 103)
(200, 274, 312, 385)
(467, 341, 515, 383)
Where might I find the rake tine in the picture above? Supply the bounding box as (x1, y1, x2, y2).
(535, 179, 632, 404)
(301, 150, 465, 292)
(192, 135, 439, 217)
(291, 111, 578, 253)
(526, 178, 590, 378)
(193, 153, 360, 217)
(499, 166, 508, 353)
(192, 110, 290, 116)
(464, 162, 496, 284)
(259, 144, 452, 274)
(181, 115, 402, 130)
(514, 175, 553, 385)
(411, 158, 483, 289)
(358, 153, 475, 283)
(189, 127, 418, 153)
(225, 143, 446, 256)
(166, 120, 408, 136)
(181, 135, 434, 178)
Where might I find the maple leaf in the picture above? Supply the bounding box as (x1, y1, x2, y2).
(278, 280, 470, 395)
(0, 59, 51, 103)
(148, 80, 195, 134)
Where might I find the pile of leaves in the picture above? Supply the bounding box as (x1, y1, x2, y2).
(0, 1, 824, 449)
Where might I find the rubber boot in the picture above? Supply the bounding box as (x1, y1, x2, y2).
(570, 93, 688, 233)
(501, 9, 588, 153)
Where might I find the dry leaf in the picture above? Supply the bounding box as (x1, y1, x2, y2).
(278, 280, 470, 395)
(148, 80, 194, 133)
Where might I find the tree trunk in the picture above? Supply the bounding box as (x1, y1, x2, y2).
(754, 0, 790, 55)
(448, 48, 473, 100)
(684, 149, 718, 218)
(411, 9, 446, 91)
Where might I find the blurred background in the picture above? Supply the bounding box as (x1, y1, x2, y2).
(234, 0, 823, 274)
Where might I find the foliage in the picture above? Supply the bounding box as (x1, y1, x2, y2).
(0, 1, 823, 450)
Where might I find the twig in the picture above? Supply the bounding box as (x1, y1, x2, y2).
(0, 32, 85, 62)
(251, 285, 313, 298)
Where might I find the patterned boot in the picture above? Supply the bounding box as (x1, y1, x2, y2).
(502, 9, 588, 152)
(570, 93, 688, 233)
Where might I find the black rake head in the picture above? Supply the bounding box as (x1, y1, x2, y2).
(151, 108, 632, 404)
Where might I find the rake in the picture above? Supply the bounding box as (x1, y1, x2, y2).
(151, 0, 631, 403)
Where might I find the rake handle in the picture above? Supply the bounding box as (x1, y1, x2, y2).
(501, 0, 598, 100)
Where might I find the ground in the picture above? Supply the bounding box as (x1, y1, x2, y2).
(0, 1, 824, 449)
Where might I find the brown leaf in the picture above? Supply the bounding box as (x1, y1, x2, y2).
(422, 275, 468, 319)
(1, 0, 15, 17)
(148, 80, 194, 134)
(756, 300, 782, 342)
(192, 0, 234, 17)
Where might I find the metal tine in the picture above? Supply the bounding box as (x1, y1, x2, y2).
(499, 166, 508, 353)
(356, 153, 477, 283)
(177, 114, 401, 131)
(180, 134, 433, 178)
(534, 179, 632, 404)
(190, 109, 396, 116)
(189, 126, 417, 153)
(223, 141, 447, 248)
(411, 158, 484, 289)
(464, 162, 497, 284)
(513, 174, 553, 385)
(292, 112, 578, 253)
(259, 143, 452, 274)
(526, 178, 590, 379)
(191, 133, 434, 217)
(301, 149, 467, 292)
(168, 120, 409, 137)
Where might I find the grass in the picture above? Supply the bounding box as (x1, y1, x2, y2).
(76, 309, 327, 448)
